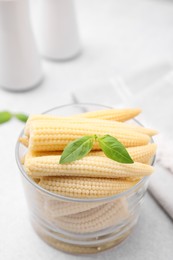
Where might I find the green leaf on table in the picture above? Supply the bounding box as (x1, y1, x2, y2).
(98, 134, 134, 164)
(0, 111, 12, 124)
(59, 136, 94, 164)
(15, 113, 28, 123)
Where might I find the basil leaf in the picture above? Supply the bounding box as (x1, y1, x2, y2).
(0, 111, 12, 124)
(98, 134, 134, 164)
(59, 136, 94, 164)
(15, 113, 28, 123)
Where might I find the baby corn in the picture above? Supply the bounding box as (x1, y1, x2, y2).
(25, 116, 157, 137)
(38, 176, 139, 198)
(19, 137, 29, 147)
(73, 108, 141, 121)
(127, 144, 156, 164)
(22, 143, 156, 165)
(25, 120, 150, 152)
(24, 155, 153, 178)
(45, 200, 106, 217)
(56, 199, 128, 233)
(25, 108, 141, 127)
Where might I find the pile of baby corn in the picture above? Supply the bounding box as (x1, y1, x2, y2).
(20, 108, 157, 199)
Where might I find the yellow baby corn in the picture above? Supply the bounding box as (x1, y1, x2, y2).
(21, 149, 61, 164)
(24, 155, 153, 178)
(25, 116, 157, 137)
(55, 199, 128, 233)
(44, 200, 106, 217)
(19, 137, 29, 147)
(25, 120, 150, 151)
(38, 176, 138, 198)
(58, 199, 127, 224)
(30, 177, 40, 184)
(127, 144, 156, 164)
(22, 143, 156, 166)
(25, 108, 141, 127)
(30, 150, 61, 157)
(73, 108, 141, 121)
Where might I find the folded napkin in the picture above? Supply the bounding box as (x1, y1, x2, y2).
(149, 135, 173, 219)
(72, 63, 173, 220)
(149, 164, 173, 220)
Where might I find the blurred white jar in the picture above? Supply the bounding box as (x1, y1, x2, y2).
(0, 0, 42, 91)
(30, 0, 81, 60)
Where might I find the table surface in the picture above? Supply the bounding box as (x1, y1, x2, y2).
(1, 0, 173, 259)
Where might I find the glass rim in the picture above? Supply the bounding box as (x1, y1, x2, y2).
(15, 103, 155, 203)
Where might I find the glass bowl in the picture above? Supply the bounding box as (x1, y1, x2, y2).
(15, 103, 155, 255)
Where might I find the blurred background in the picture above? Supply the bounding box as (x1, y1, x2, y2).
(0, 0, 173, 259)
(1, 0, 173, 114)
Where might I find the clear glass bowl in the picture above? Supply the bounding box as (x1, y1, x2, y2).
(15, 103, 155, 255)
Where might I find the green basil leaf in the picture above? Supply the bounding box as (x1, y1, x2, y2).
(15, 113, 28, 123)
(0, 111, 12, 124)
(59, 136, 94, 164)
(98, 134, 134, 164)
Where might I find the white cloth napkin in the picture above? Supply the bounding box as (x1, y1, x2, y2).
(149, 135, 173, 219)
(72, 63, 173, 220)
(149, 164, 173, 219)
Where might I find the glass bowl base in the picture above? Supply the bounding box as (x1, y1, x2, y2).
(31, 217, 135, 255)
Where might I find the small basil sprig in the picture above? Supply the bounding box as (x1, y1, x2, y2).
(15, 113, 28, 123)
(0, 111, 28, 124)
(59, 134, 134, 164)
(0, 111, 12, 124)
(59, 136, 94, 164)
(98, 135, 133, 164)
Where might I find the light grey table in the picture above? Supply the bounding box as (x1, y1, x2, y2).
(0, 0, 173, 259)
